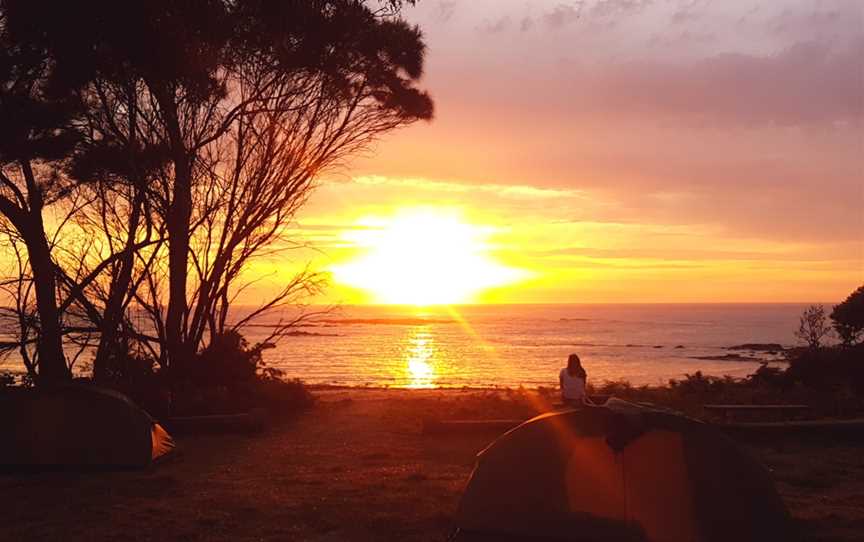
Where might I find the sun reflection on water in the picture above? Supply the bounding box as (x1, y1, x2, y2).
(406, 327, 436, 388)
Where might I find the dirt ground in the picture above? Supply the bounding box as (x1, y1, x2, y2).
(1, 389, 862, 541)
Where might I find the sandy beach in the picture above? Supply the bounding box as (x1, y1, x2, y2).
(1, 388, 862, 542)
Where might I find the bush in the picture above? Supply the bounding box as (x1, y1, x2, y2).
(93, 351, 171, 418)
(795, 304, 832, 349)
(88, 331, 314, 419)
(169, 331, 314, 417)
(251, 377, 315, 416)
(175, 331, 261, 388)
(785, 344, 864, 394)
(747, 363, 788, 388)
(831, 285, 864, 346)
(0, 371, 36, 388)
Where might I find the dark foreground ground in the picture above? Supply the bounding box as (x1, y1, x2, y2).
(1, 389, 862, 542)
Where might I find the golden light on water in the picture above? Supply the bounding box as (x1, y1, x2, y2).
(405, 327, 436, 388)
(330, 208, 527, 305)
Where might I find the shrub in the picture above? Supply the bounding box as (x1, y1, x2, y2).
(92, 350, 172, 418)
(169, 331, 314, 417)
(747, 363, 789, 388)
(831, 285, 864, 346)
(785, 344, 864, 394)
(795, 304, 832, 349)
(0, 372, 14, 388)
(252, 377, 316, 415)
(175, 331, 261, 388)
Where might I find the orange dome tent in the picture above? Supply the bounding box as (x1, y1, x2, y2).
(453, 399, 791, 542)
(0, 384, 174, 468)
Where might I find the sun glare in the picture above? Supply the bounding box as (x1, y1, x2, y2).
(406, 328, 436, 388)
(331, 209, 526, 305)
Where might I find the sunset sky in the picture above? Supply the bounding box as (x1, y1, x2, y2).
(271, 0, 862, 305)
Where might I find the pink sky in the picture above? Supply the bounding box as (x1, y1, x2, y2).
(282, 0, 863, 304)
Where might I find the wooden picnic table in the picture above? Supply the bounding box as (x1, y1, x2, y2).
(703, 404, 810, 422)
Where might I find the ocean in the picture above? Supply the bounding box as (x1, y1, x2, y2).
(0, 304, 817, 388)
(240, 303, 811, 388)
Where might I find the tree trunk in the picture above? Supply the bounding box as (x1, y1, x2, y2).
(92, 188, 144, 382)
(165, 153, 193, 372)
(153, 85, 194, 374)
(18, 160, 69, 384)
(23, 215, 69, 384)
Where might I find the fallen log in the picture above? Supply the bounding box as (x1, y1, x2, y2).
(163, 408, 268, 435)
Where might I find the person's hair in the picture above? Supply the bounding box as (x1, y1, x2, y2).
(566, 353, 587, 379)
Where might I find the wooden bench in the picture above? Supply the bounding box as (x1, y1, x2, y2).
(703, 404, 809, 423)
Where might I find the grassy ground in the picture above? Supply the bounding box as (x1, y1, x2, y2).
(1, 389, 862, 541)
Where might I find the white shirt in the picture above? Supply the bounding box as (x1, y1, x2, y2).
(559, 368, 586, 402)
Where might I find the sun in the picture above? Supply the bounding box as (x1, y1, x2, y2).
(330, 209, 527, 305)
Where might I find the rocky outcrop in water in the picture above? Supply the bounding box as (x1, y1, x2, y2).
(727, 343, 785, 351)
(692, 353, 761, 362)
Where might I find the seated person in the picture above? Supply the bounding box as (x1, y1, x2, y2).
(559, 353, 589, 406)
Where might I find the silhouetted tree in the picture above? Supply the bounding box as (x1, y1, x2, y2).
(795, 304, 832, 350)
(0, 12, 82, 383)
(831, 285, 864, 346)
(0, 231, 38, 379)
(62, 76, 170, 381)
(3, 1, 433, 377)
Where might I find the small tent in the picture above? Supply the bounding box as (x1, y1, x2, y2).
(454, 399, 791, 542)
(0, 384, 174, 468)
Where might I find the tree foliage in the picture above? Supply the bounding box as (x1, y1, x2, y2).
(831, 285, 864, 346)
(794, 304, 832, 350)
(0, 1, 433, 384)
(0, 10, 83, 382)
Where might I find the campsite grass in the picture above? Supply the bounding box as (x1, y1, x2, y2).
(1, 388, 862, 541)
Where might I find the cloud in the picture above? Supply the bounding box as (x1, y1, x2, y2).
(586, 40, 864, 127)
(648, 29, 716, 48)
(765, 0, 863, 47)
(350, 175, 583, 200)
(539, 257, 705, 270)
(479, 15, 512, 34)
(434, 1, 457, 23)
(589, 0, 652, 18)
(534, 245, 853, 263)
(359, 0, 863, 252)
(542, 2, 584, 29)
(670, 0, 708, 25)
(519, 16, 534, 32)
